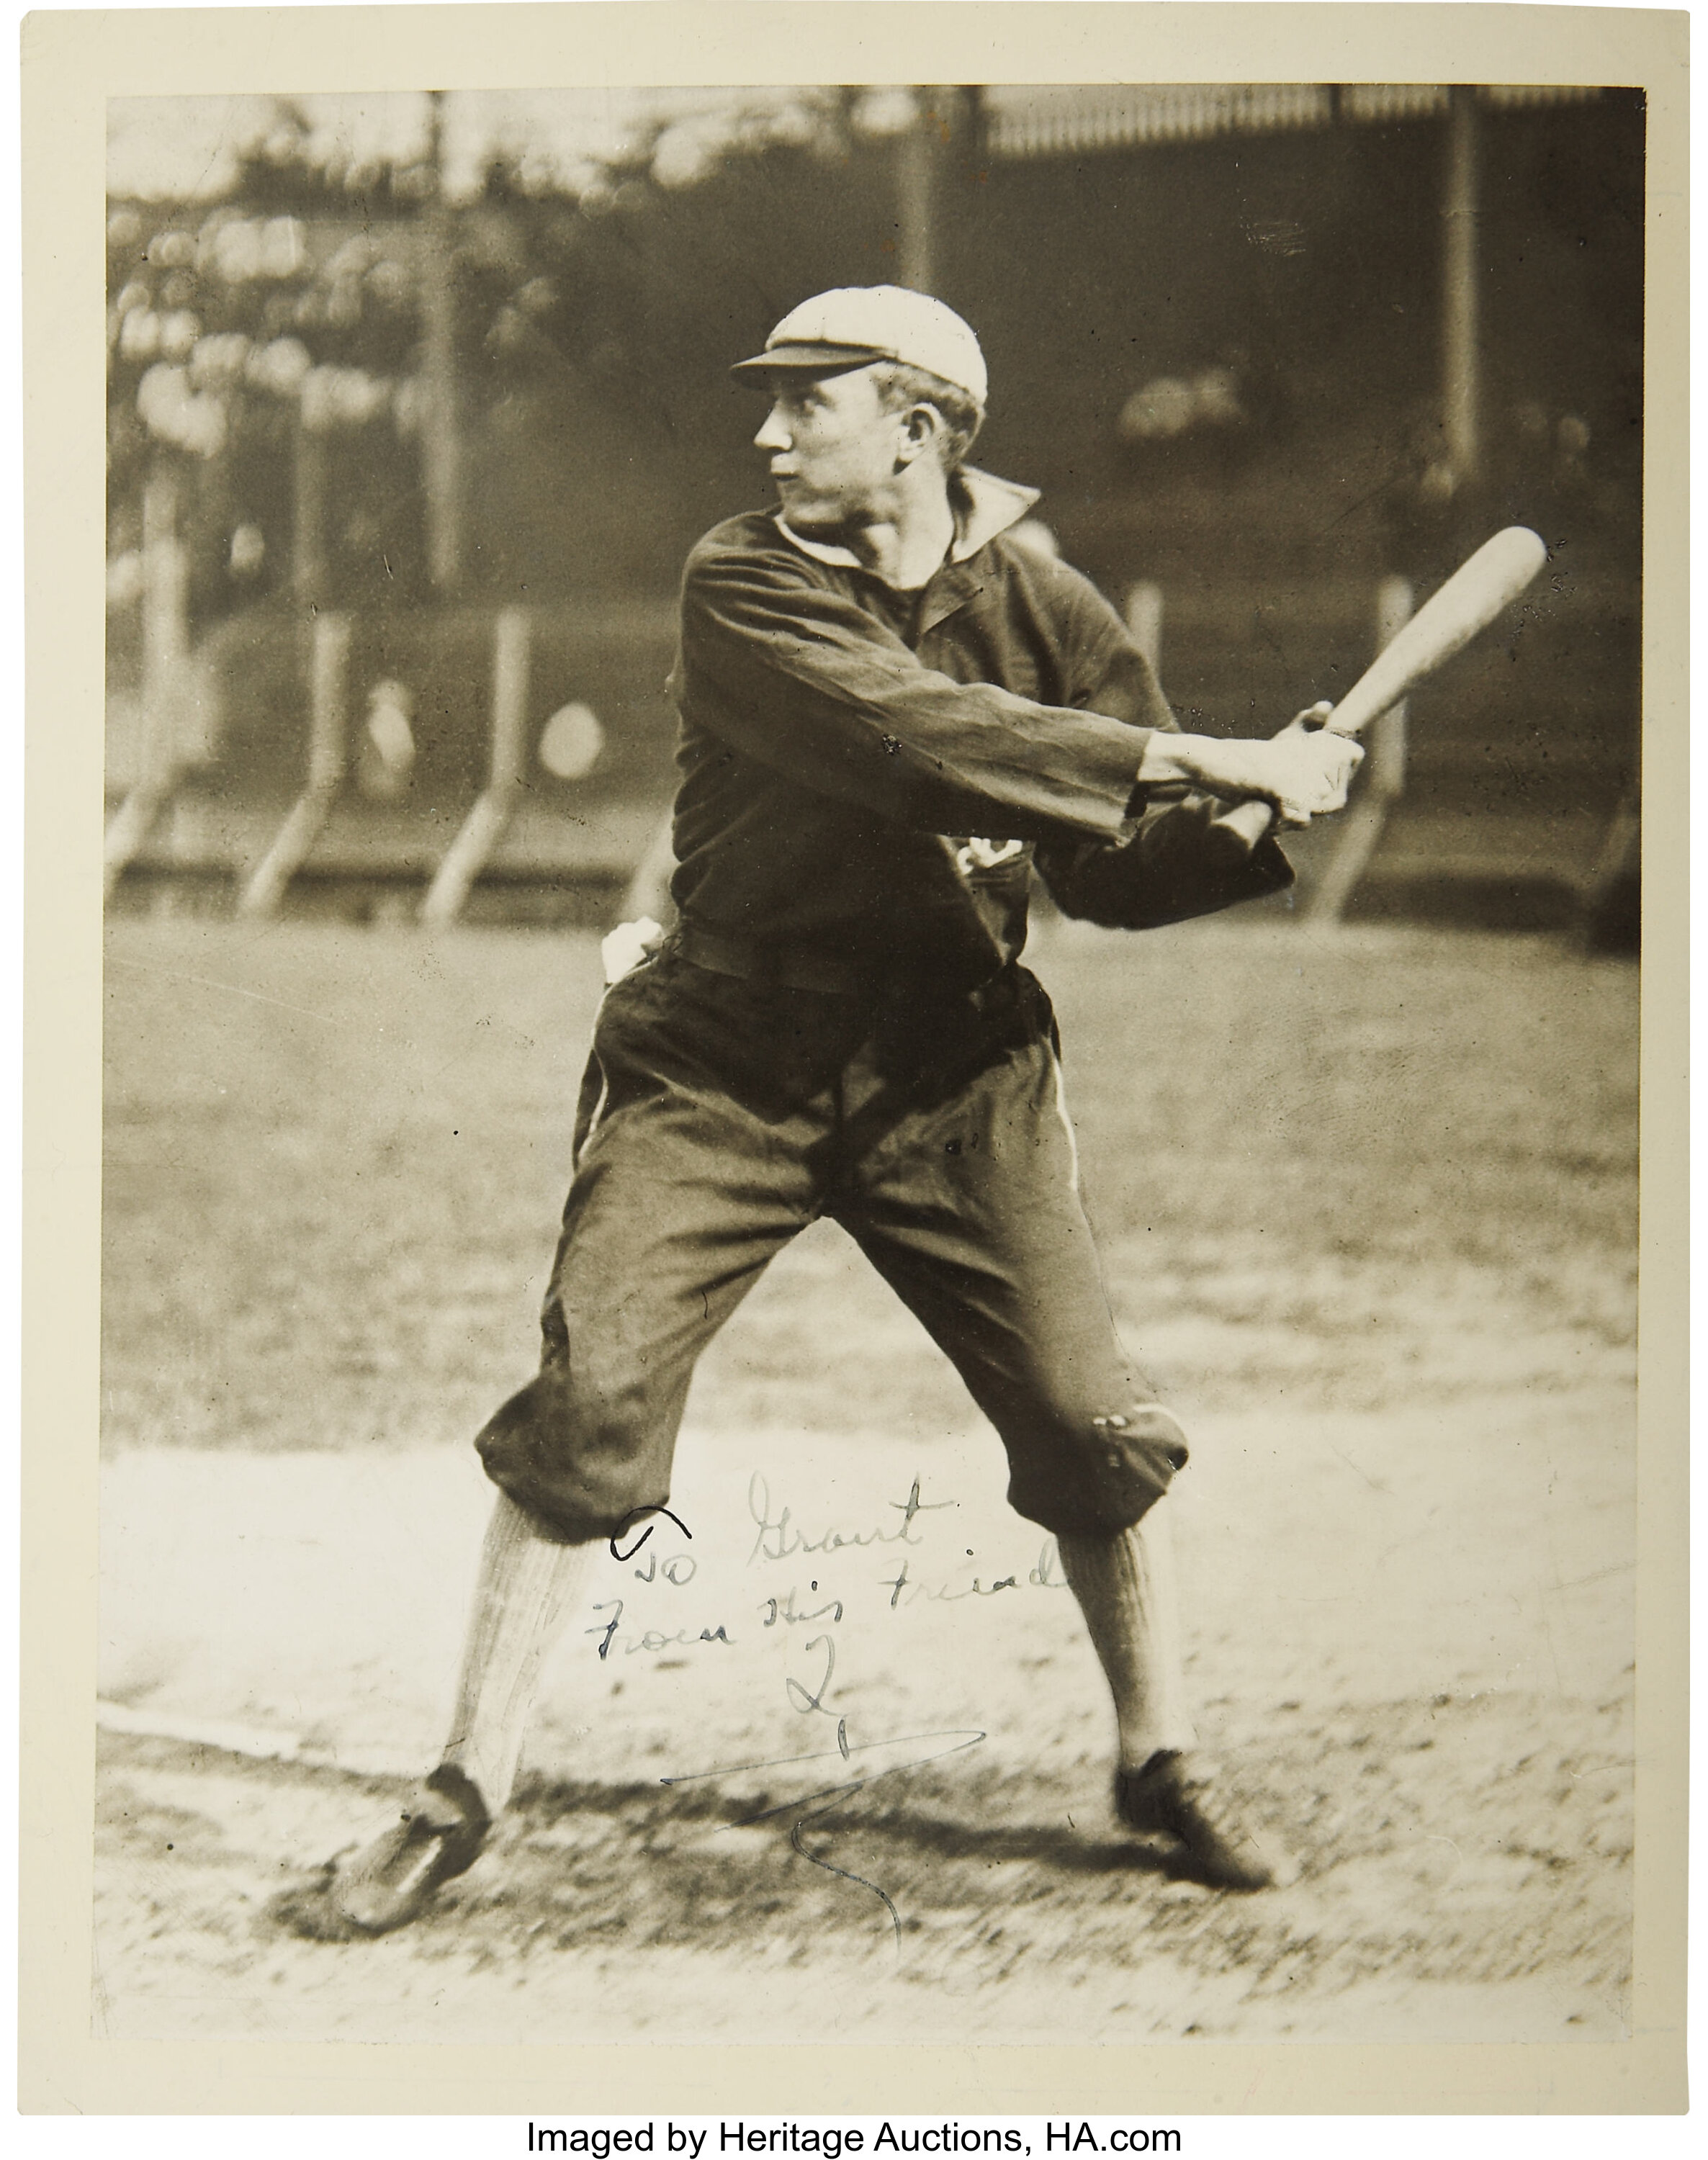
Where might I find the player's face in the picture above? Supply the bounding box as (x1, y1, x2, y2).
(752, 368, 909, 531)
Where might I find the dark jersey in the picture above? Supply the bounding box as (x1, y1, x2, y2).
(667, 471, 1290, 990)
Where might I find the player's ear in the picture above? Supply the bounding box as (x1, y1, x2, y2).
(896, 400, 943, 469)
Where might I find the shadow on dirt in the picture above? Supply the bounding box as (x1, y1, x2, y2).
(259, 1768, 1191, 1948)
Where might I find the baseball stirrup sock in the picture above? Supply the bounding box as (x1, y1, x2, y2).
(439, 1493, 595, 1814)
(1056, 1503, 1197, 1768)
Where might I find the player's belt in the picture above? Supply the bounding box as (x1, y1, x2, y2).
(673, 921, 872, 998)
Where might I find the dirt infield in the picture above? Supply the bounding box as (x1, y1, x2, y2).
(96, 916, 1637, 2043)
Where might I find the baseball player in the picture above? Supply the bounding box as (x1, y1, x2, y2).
(320, 287, 1359, 1933)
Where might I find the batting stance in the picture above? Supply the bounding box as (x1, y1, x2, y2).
(325, 287, 1362, 1932)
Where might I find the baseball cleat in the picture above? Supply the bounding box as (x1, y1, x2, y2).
(331, 1762, 492, 1935)
(1115, 1750, 1298, 1891)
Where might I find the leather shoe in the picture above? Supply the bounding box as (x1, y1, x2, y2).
(1115, 1750, 1297, 1891)
(332, 1762, 491, 1934)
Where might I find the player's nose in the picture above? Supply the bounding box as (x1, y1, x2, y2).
(754, 405, 791, 454)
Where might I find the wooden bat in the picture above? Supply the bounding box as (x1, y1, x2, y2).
(1210, 526, 1549, 852)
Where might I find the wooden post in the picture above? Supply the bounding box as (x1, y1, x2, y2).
(1580, 786, 1640, 950)
(305, 612, 351, 793)
(488, 605, 529, 790)
(422, 607, 531, 925)
(292, 423, 327, 605)
(1308, 576, 1413, 925)
(1124, 582, 1164, 675)
(139, 469, 186, 781)
(1442, 86, 1481, 485)
(239, 611, 351, 916)
(104, 467, 187, 899)
(421, 90, 462, 590)
(896, 92, 937, 294)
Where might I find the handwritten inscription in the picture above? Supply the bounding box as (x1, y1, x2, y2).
(761, 1584, 845, 1626)
(631, 1549, 698, 1585)
(583, 1477, 1069, 1664)
(608, 1503, 693, 1563)
(785, 1630, 851, 1760)
(633, 1472, 1068, 1941)
(746, 1472, 956, 1565)
(886, 1542, 1071, 1606)
(882, 1558, 1017, 1607)
(585, 1598, 733, 1660)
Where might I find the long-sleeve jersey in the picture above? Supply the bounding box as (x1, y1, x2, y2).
(667, 467, 1291, 992)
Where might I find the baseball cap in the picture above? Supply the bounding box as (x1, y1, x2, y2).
(731, 285, 987, 409)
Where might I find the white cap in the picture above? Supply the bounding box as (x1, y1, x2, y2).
(731, 285, 987, 409)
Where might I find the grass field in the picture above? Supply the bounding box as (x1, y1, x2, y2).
(96, 914, 1638, 2044)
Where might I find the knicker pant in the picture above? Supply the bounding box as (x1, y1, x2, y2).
(475, 951, 1187, 1542)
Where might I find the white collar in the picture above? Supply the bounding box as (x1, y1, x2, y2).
(776, 468, 1042, 578)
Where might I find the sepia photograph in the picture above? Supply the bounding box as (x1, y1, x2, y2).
(20, 0, 1686, 2117)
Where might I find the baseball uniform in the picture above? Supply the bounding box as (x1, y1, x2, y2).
(472, 468, 1293, 1547)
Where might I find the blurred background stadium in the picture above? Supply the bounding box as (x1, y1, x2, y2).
(105, 81, 1642, 942)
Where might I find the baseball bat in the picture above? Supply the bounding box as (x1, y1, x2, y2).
(1209, 526, 1548, 852)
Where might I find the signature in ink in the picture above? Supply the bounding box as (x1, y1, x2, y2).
(746, 1472, 956, 1565)
(662, 1724, 987, 1946)
(786, 1631, 849, 1759)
